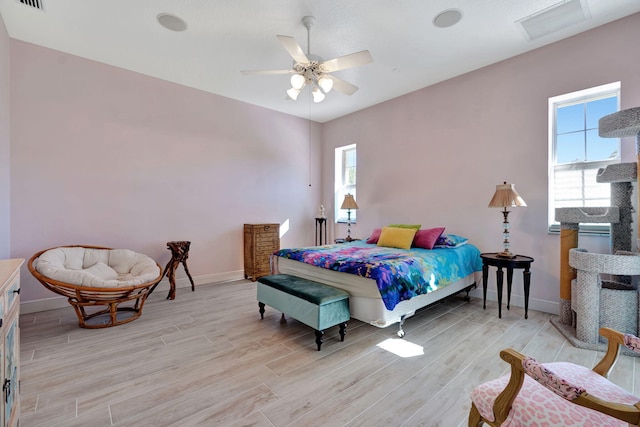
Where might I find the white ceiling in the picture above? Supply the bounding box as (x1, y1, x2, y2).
(0, 0, 639, 123)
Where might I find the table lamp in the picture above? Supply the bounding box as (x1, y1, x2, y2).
(340, 194, 359, 242)
(488, 182, 527, 258)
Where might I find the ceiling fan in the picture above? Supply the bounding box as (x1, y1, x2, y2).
(241, 16, 373, 103)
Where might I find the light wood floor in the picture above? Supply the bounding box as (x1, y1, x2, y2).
(19, 280, 640, 426)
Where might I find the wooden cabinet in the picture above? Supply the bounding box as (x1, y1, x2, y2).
(244, 224, 279, 281)
(0, 259, 22, 427)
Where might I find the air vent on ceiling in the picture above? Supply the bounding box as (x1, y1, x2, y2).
(517, 0, 590, 41)
(17, 0, 43, 10)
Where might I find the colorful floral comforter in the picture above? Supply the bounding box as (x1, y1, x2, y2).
(274, 240, 483, 310)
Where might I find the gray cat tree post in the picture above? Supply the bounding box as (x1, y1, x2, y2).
(554, 107, 640, 348)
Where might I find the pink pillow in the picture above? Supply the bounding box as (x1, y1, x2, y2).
(366, 228, 382, 244)
(412, 227, 445, 249)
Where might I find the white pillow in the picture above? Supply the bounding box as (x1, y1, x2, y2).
(83, 262, 119, 281)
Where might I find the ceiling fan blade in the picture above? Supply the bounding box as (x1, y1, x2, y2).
(321, 50, 373, 73)
(241, 69, 293, 75)
(277, 35, 310, 65)
(326, 75, 358, 96)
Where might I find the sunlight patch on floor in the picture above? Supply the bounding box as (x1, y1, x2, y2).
(377, 338, 424, 358)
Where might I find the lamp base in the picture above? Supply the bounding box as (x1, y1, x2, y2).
(345, 236, 355, 242)
(496, 250, 516, 258)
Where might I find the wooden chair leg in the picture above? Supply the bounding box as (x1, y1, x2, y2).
(468, 402, 484, 427)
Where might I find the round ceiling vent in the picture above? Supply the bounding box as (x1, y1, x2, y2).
(433, 9, 463, 28)
(157, 13, 188, 32)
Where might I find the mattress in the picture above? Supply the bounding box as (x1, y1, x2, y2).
(273, 256, 480, 328)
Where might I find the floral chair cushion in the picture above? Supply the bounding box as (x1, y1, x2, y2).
(470, 361, 639, 426)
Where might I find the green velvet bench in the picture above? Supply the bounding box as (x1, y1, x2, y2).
(257, 274, 350, 351)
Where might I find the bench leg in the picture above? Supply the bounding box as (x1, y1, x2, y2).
(339, 322, 347, 342)
(315, 329, 324, 351)
(258, 302, 265, 319)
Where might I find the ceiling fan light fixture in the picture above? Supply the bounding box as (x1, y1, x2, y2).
(312, 87, 325, 103)
(286, 87, 301, 100)
(290, 73, 306, 90)
(241, 16, 372, 103)
(318, 76, 333, 93)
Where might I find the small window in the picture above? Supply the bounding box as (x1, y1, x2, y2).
(335, 144, 356, 223)
(548, 82, 620, 233)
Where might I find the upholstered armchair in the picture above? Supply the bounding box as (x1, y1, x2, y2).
(469, 328, 640, 426)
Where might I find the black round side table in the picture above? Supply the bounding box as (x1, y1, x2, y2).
(480, 253, 534, 319)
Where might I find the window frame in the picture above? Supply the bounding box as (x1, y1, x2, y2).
(334, 144, 356, 223)
(548, 82, 621, 234)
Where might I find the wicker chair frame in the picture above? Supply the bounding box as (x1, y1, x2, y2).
(28, 245, 163, 329)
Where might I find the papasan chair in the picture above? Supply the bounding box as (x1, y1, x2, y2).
(28, 245, 163, 328)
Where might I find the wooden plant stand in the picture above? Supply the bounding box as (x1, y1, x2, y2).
(161, 241, 195, 300)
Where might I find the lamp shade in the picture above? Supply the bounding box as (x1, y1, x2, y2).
(290, 73, 306, 90)
(341, 194, 359, 210)
(286, 87, 300, 100)
(599, 107, 640, 138)
(318, 75, 333, 93)
(488, 182, 527, 208)
(312, 87, 325, 103)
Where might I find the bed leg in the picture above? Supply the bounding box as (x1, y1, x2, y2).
(460, 283, 475, 302)
(397, 315, 406, 338)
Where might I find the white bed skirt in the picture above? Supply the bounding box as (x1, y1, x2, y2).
(272, 256, 480, 328)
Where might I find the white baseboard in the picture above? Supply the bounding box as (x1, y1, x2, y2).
(467, 287, 559, 315)
(21, 271, 561, 317)
(20, 270, 246, 314)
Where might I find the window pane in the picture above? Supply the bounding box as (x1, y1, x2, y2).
(586, 129, 619, 162)
(556, 104, 584, 133)
(555, 169, 584, 205)
(344, 149, 356, 167)
(549, 82, 620, 231)
(343, 148, 356, 186)
(554, 168, 611, 206)
(556, 132, 585, 163)
(585, 97, 617, 129)
(335, 144, 357, 223)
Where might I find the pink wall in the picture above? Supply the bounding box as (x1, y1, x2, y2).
(323, 13, 640, 312)
(6, 13, 640, 312)
(0, 17, 9, 259)
(10, 41, 322, 302)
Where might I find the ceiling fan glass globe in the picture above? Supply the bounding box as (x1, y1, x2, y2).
(290, 73, 306, 90)
(312, 87, 325, 103)
(318, 76, 333, 93)
(286, 87, 301, 100)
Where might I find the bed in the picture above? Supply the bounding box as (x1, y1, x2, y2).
(271, 236, 483, 336)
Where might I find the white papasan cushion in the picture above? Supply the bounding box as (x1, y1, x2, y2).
(471, 361, 639, 426)
(36, 247, 160, 288)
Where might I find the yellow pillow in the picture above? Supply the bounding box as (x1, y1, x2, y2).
(377, 227, 418, 250)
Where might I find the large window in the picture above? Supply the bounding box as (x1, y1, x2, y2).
(335, 144, 356, 223)
(548, 82, 620, 233)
